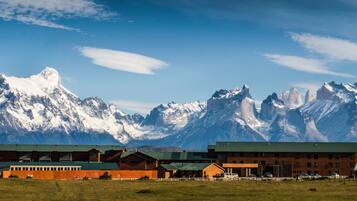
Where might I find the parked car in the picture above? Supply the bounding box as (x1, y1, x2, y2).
(222, 173, 239, 180)
(310, 173, 322, 179)
(248, 174, 256, 178)
(263, 172, 273, 178)
(297, 173, 311, 179)
(329, 172, 340, 179)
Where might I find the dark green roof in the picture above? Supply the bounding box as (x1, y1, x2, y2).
(0, 162, 119, 170)
(0, 144, 124, 153)
(160, 163, 213, 171)
(212, 142, 357, 153)
(121, 151, 212, 161)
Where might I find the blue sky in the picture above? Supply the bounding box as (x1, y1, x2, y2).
(1, 0, 357, 114)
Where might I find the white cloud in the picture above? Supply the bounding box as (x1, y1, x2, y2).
(291, 33, 357, 61)
(0, 0, 114, 31)
(291, 82, 321, 91)
(265, 54, 354, 78)
(78, 47, 168, 75)
(110, 99, 158, 114)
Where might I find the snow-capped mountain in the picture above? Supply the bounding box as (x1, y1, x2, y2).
(270, 82, 357, 143)
(280, 88, 303, 109)
(142, 101, 206, 130)
(150, 85, 269, 149)
(0, 67, 142, 144)
(260, 92, 285, 121)
(1, 68, 357, 149)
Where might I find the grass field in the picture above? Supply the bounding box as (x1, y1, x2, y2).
(0, 179, 357, 201)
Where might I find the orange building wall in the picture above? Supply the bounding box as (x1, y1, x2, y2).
(2, 170, 157, 180)
(203, 165, 224, 178)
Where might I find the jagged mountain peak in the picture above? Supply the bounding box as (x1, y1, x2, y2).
(280, 87, 303, 109)
(142, 101, 206, 129)
(305, 89, 316, 104)
(260, 92, 285, 121)
(1, 67, 64, 97)
(211, 85, 251, 100)
(317, 81, 357, 103)
(38, 67, 60, 83)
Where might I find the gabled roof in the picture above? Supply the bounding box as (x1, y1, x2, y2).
(160, 162, 223, 171)
(0, 144, 124, 153)
(211, 142, 357, 153)
(120, 151, 213, 161)
(0, 162, 119, 170)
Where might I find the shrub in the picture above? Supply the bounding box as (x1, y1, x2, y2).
(136, 189, 153, 194)
(99, 172, 112, 180)
(138, 176, 149, 180)
(8, 175, 18, 179)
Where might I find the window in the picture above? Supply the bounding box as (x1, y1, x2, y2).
(335, 162, 340, 168)
(329, 162, 333, 168)
(307, 162, 312, 168)
(314, 162, 318, 168)
(328, 154, 333, 160)
(314, 154, 318, 159)
(307, 154, 311, 159)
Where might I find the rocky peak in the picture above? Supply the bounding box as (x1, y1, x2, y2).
(281, 88, 303, 108)
(305, 89, 316, 104)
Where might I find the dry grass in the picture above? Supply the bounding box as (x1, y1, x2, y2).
(0, 179, 357, 201)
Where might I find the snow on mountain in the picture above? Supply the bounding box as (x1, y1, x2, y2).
(0, 67, 143, 144)
(304, 89, 316, 104)
(260, 92, 286, 121)
(1, 68, 357, 148)
(154, 85, 268, 149)
(271, 82, 357, 143)
(280, 88, 303, 109)
(142, 101, 206, 130)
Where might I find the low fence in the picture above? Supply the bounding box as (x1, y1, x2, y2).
(2, 170, 157, 180)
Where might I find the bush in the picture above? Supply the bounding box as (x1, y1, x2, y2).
(8, 175, 18, 179)
(138, 176, 149, 180)
(136, 189, 153, 194)
(99, 172, 112, 180)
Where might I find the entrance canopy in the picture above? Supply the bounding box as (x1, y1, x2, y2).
(223, 163, 258, 168)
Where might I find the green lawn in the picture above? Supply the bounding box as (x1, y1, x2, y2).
(0, 179, 357, 201)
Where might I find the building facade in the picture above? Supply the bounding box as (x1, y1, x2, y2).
(0, 144, 125, 163)
(209, 142, 357, 177)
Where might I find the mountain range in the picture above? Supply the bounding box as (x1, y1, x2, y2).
(1, 67, 356, 149)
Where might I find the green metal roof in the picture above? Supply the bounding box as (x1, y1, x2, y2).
(121, 151, 213, 161)
(159, 164, 177, 171)
(0, 162, 119, 170)
(160, 163, 212, 171)
(0, 144, 124, 153)
(212, 142, 357, 153)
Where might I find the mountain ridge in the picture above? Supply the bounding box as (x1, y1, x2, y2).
(1, 67, 356, 149)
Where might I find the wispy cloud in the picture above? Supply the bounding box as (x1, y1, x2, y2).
(0, 0, 115, 31)
(264, 54, 354, 78)
(291, 82, 321, 91)
(78, 47, 168, 75)
(110, 99, 158, 114)
(291, 33, 357, 61)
